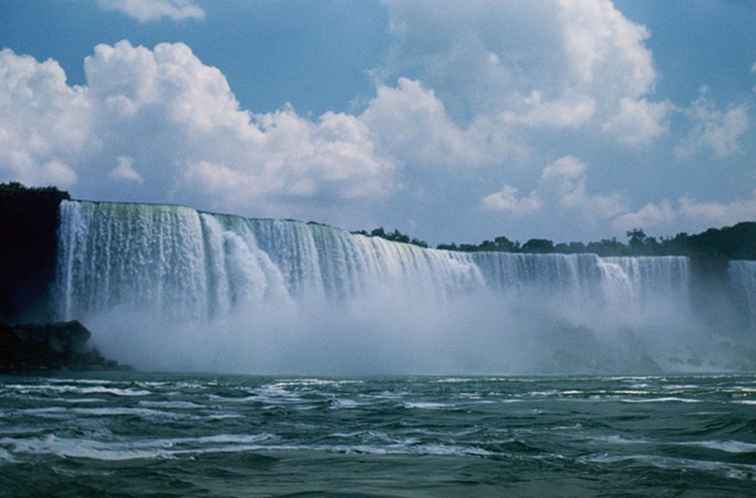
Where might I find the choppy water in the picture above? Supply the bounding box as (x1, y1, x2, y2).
(2, 373, 756, 497)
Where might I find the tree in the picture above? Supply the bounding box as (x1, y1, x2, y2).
(521, 238, 554, 253)
(493, 235, 517, 252)
(626, 228, 646, 252)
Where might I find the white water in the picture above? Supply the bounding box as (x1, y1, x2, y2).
(52, 200, 746, 373)
(56, 201, 691, 320)
(729, 261, 756, 330)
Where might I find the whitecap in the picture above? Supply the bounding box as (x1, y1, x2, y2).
(0, 433, 492, 461)
(70, 407, 193, 419)
(52, 397, 107, 404)
(139, 400, 204, 409)
(403, 401, 449, 410)
(0, 448, 16, 464)
(46, 378, 117, 385)
(0, 433, 276, 461)
(582, 453, 756, 480)
(330, 399, 360, 409)
(621, 397, 701, 403)
(435, 378, 470, 384)
(678, 440, 756, 454)
(7, 385, 150, 397)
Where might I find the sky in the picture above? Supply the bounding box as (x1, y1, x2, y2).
(1, 0, 755, 244)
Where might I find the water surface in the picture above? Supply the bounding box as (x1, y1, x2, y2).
(2, 373, 756, 497)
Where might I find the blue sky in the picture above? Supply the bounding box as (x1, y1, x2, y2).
(1, 0, 754, 244)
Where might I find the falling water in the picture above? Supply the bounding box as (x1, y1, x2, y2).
(55, 201, 697, 322)
(54, 200, 756, 373)
(729, 260, 756, 330)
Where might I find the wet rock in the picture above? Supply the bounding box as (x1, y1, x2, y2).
(0, 320, 126, 372)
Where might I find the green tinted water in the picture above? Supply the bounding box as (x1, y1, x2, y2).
(2, 373, 756, 497)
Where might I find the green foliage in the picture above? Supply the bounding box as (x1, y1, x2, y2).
(0, 182, 70, 199)
(351, 227, 429, 248)
(419, 221, 756, 260)
(521, 238, 555, 253)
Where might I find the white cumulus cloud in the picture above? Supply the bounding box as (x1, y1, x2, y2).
(612, 191, 756, 232)
(481, 185, 542, 216)
(540, 156, 625, 220)
(360, 78, 523, 168)
(0, 49, 89, 187)
(97, 0, 205, 23)
(482, 156, 625, 221)
(380, 0, 671, 154)
(0, 42, 395, 212)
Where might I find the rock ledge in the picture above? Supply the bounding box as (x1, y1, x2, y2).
(0, 321, 126, 372)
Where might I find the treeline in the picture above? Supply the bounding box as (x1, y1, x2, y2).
(3, 181, 754, 260)
(356, 223, 756, 260)
(0, 181, 70, 200)
(351, 227, 429, 248)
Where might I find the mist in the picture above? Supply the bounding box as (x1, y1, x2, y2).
(83, 279, 752, 375)
(56, 200, 756, 375)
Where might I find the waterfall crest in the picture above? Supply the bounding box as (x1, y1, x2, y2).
(56, 200, 695, 321)
(53, 200, 756, 373)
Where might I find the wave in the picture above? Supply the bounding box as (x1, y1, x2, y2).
(0, 433, 491, 461)
(582, 453, 756, 481)
(3, 384, 151, 397)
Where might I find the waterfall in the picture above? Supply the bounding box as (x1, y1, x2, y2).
(729, 261, 756, 330)
(603, 256, 690, 307)
(55, 200, 693, 323)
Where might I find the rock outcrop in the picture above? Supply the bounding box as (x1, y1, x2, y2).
(0, 182, 70, 323)
(0, 320, 124, 372)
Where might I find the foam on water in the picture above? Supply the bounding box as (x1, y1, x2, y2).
(5, 385, 150, 397)
(0, 433, 490, 461)
(583, 453, 756, 481)
(680, 440, 756, 454)
(4, 374, 756, 495)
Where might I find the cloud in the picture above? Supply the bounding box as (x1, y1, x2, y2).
(110, 156, 143, 183)
(481, 185, 542, 215)
(611, 200, 677, 232)
(601, 98, 673, 145)
(97, 0, 205, 23)
(480, 152, 755, 233)
(678, 191, 756, 226)
(482, 156, 624, 221)
(539, 156, 625, 220)
(360, 78, 523, 168)
(0, 42, 395, 211)
(612, 190, 756, 232)
(675, 96, 750, 159)
(380, 0, 671, 150)
(0, 49, 89, 187)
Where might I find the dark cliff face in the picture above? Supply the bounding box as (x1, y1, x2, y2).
(0, 320, 123, 372)
(0, 183, 70, 323)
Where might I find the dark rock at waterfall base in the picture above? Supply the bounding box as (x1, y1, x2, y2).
(0, 320, 127, 373)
